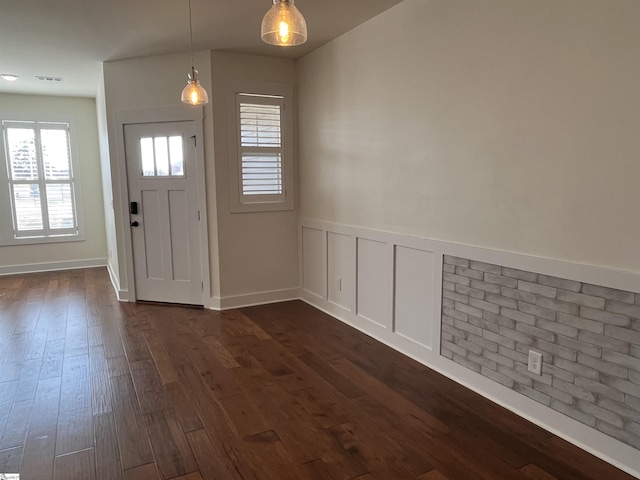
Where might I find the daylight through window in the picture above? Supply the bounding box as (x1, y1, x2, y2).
(2, 121, 79, 240)
(238, 95, 284, 197)
(228, 84, 293, 213)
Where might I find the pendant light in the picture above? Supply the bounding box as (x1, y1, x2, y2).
(261, 0, 307, 47)
(181, 0, 208, 105)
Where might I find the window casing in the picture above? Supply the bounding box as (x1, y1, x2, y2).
(228, 84, 294, 213)
(1, 120, 83, 244)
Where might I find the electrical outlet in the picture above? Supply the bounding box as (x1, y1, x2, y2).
(528, 350, 543, 375)
(335, 277, 342, 292)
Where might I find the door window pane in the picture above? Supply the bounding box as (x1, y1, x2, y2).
(154, 137, 170, 176)
(169, 136, 184, 176)
(140, 137, 155, 176)
(139, 136, 185, 177)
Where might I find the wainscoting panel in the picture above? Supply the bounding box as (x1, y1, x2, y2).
(394, 245, 436, 349)
(357, 238, 392, 329)
(299, 218, 640, 477)
(301, 226, 325, 300)
(327, 232, 355, 312)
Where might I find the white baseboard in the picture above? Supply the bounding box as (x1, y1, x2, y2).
(0, 258, 107, 276)
(106, 260, 128, 302)
(212, 287, 300, 311)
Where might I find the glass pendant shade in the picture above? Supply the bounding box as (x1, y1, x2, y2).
(181, 68, 208, 105)
(261, 0, 307, 46)
(180, 0, 208, 106)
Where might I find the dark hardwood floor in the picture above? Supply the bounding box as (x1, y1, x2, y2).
(0, 267, 635, 479)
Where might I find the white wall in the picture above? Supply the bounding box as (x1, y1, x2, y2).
(297, 0, 640, 275)
(0, 93, 107, 272)
(297, 0, 640, 475)
(210, 51, 299, 307)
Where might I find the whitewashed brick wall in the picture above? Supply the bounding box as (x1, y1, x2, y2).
(441, 255, 640, 449)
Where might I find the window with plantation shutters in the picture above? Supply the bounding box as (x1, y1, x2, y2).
(239, 98, 283, 197)
(1, 120, 82, 243)
(229, 86, 294, 213)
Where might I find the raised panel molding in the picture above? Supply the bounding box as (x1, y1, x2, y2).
(301, 226, 326, 299)
(298, 218, 640, 478)
(394, 245, 435, 349)
(327, 232, 355, 312)
(357, 238, 392, 329)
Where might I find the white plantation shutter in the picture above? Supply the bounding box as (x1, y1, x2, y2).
(237, 94, 286, 203)
(228, 84, 294, 213)
(2, 121, 79, 239)
(239, 103, 281, 148)
(240, 154, 282, 195)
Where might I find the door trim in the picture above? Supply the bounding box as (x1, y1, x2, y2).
(114, 106, 212, 308)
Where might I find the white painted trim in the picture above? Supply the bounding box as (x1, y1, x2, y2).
(301, 225, 327, 300)
(193, 117, 213, 309)
(226, 80, 295, 213)
(213, 287, 300, 311)
(0, 258, 106, 276)
(302, 289, 324, 303)
(422, 349, 640, 478)
(106, 259, 119, 292)
(0, 113, 86, 247)
(298, 217, 640, 478)
(113, 106, 211, 306)
(300, 218, 640, 292)
(106, 260, 128, 302)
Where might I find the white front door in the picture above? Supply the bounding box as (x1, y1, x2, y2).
(124, 121, 203, 305)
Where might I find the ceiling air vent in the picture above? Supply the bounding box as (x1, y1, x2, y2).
(36, 75, 63, 82)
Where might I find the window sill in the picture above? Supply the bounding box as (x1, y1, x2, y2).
(230, 199, 294, 214)
(0, 233, 85, 247)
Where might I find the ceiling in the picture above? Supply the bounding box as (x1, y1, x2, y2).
(0, 0, 404, 98)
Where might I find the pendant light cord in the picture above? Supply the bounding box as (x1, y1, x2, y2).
(188, 0, 194, 68)
(181, 0, 208, 104)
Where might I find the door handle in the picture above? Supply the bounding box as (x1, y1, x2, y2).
(130, 221, 139, 227)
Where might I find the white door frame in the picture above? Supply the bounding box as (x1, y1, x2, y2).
(114, 106, 212, 307)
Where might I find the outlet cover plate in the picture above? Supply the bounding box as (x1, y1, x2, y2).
(528, 350, 543, 375)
